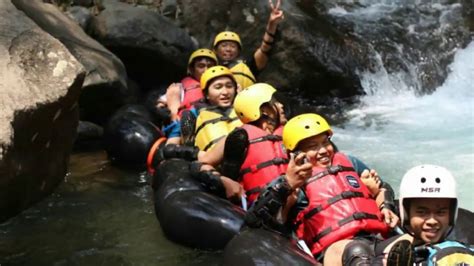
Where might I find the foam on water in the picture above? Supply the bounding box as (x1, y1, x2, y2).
(334, 42, 474, 210)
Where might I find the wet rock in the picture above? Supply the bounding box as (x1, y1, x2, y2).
(74, 120, 104, 151)
(89, 0, 196, 90)
(12, 0, 135, 125)
(0, 0, 85, 222)
(65, 6, 93, 31)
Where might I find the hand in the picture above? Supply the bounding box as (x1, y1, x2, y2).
(381, 208, 399, 228)
(360, 169, 381, 196)
(268, 0, 284, 25)
(166, 82, 180, 92)
(221, 176, 244, 200)
(285, 152, 312, 189)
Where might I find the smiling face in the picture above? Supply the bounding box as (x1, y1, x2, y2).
(408, 197, 451, 244)
(215, 41, 240, 61)
(296, 133, 334, 167)
(205, 76, 236, 108)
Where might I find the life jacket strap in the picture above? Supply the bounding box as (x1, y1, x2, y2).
(195, 116, 239, 135)
(311, 212, 380, 244)
(305, 165, 355, 185)
(245, 187, 263, 197)
(240, 157, 289, 175)
(232, 71, 257, 83)
(294, 191, 366, 227)
(203, 135, 226, 151)
(248, 134, 282, 144)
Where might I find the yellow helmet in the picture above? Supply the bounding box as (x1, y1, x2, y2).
(213, 31, 242, 49)
(187, 48, 218, 66)
(234, 83, 276, 123)
(200, 66, 235, 91)
(282, 113, 332, 151)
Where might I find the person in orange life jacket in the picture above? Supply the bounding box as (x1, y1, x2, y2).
(213, 0, 284, 89)
(372, 165, 473, 266)
(189, 83, 288, 203)
(245, 113, 400, 265)
(161, 49, 218, 145)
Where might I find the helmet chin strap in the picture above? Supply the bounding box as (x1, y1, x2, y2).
(261, 104, 281, 129)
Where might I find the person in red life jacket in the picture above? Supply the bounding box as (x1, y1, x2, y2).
(189, 83, 288, 204)
(245, 113, 401, 265)
(162, 48, 218, 144)
(213, 0, 284, 89)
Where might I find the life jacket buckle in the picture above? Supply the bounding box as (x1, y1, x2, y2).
(352, 212, 367, 220)
(327, 165, 343, 175)
(272, 157, 287, 165)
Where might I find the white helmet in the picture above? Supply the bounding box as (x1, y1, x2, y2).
(399, 164, 458, 230)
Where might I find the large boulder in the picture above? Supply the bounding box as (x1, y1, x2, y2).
(89, 0, 196, 90)
(12, 0, 134, 125)
(0, 0, 85, 221)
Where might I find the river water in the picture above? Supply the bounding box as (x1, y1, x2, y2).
(333, 41, 474, 211)
(0, 151, 220, 265)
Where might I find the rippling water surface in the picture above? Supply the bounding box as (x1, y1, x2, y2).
(0, 151, 221, 265)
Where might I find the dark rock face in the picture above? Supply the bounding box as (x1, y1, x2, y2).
(65, 6, 93, 31)
(89, 0, 197, 90)
(176, 0, 369, 100)
(299, 0, 473, 95)
(12, 0, 134, 125)
(0, 0, 85, 222)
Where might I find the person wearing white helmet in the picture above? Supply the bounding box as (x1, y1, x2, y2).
(374, 164, 474, 265)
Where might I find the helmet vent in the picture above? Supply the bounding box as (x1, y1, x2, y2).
(305, 125, 310, 129)
(421, 177, 426, 183)
(435, 177, 441, 183)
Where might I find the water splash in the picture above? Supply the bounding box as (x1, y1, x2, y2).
(334, 42, 474, 211)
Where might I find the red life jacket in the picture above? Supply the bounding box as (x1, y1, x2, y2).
(239, 124, 288, 203)
(295, 152, 388, 255)
(178, 76, 204, 116)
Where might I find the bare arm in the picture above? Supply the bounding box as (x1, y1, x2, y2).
(254, 0, 284, 70)
(197, 137, 226, 166)
(166, 83, 181, 121)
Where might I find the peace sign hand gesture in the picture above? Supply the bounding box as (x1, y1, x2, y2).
(268, 0, 284, 25)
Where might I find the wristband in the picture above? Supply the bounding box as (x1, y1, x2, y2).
(265, 30, 276, 38)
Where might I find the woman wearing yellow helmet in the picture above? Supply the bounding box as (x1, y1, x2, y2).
(160, 48, 218, 144)
(149, 66, 241, 167)
(246, 113, 402, 265)
(213, 0, 284, 89)
(189, 83, 288, 204)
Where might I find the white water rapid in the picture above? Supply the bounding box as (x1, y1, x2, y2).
(333, 41, 474, 211)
